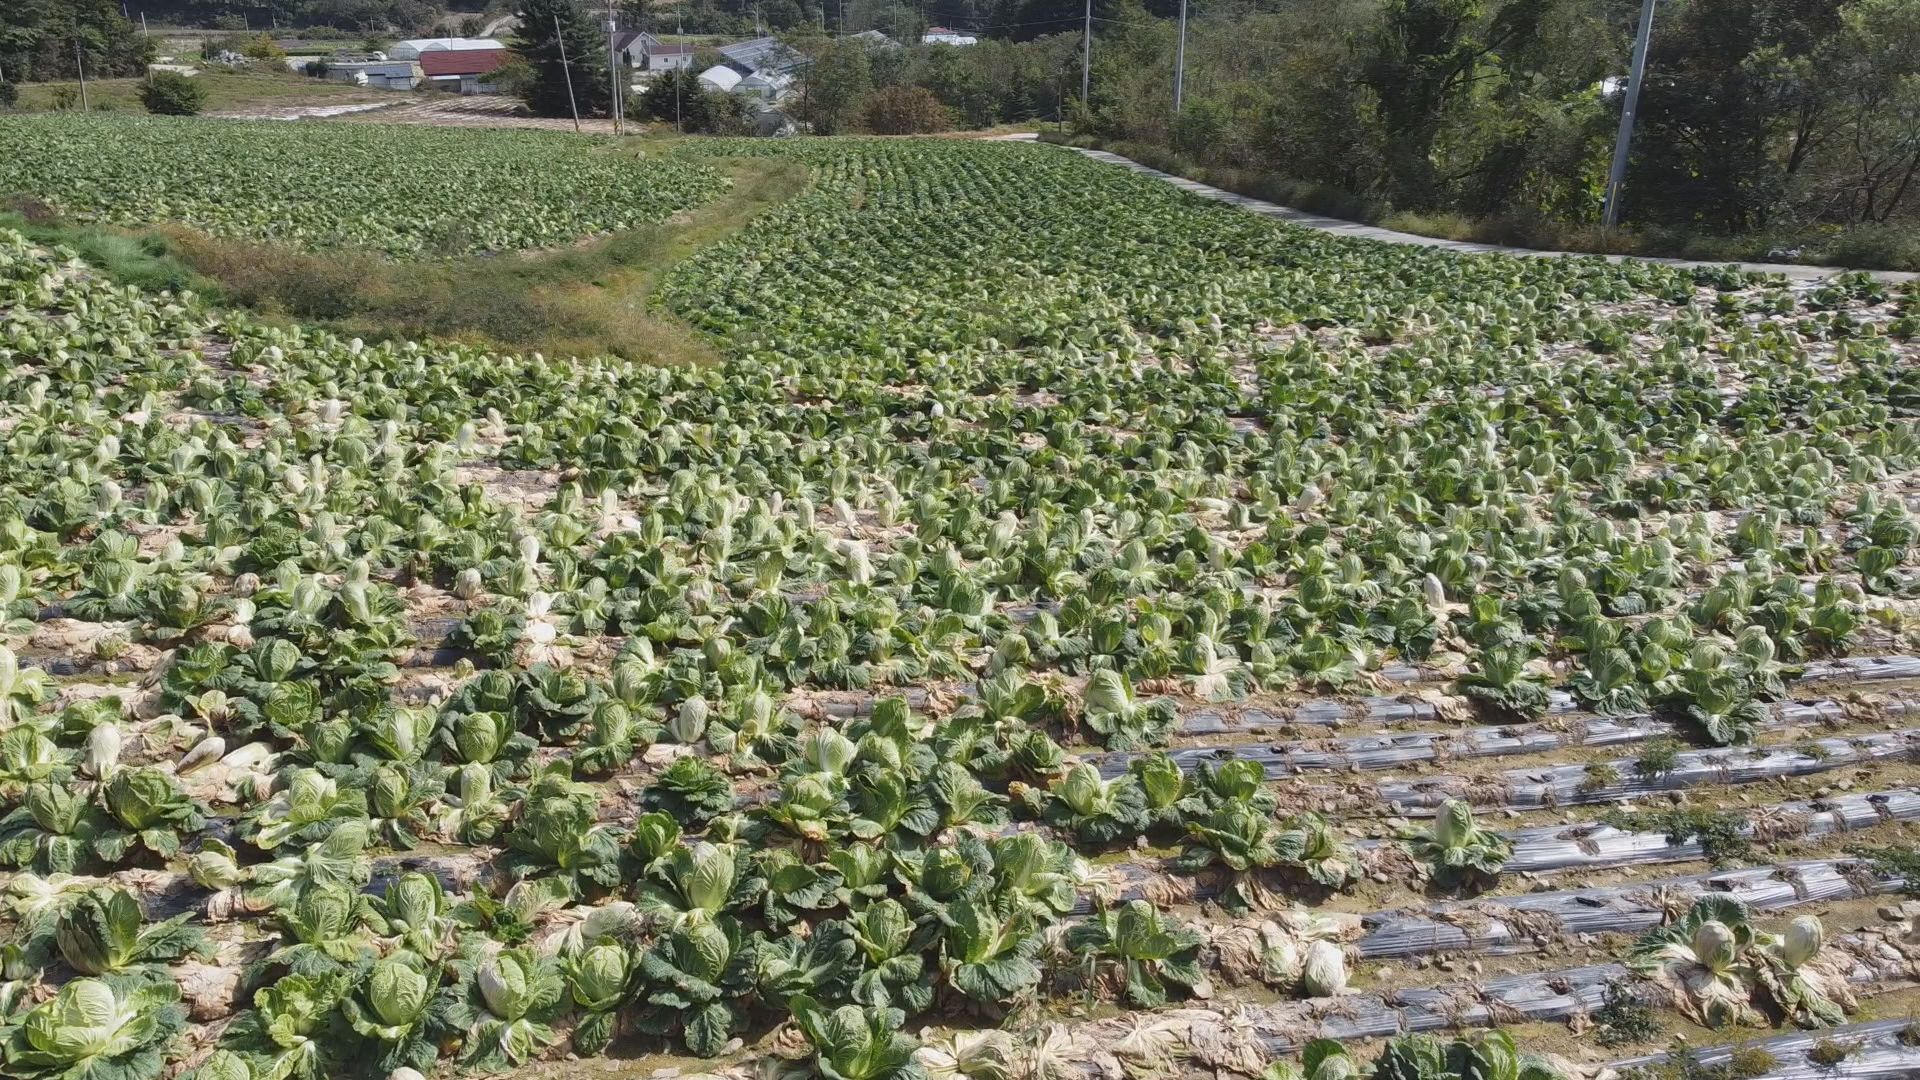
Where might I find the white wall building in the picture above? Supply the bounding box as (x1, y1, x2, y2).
(389, 37, 505, 61)
(922, 27, 979, 45)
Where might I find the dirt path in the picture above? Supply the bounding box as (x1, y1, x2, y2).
(343, 95, 636, 134)
(1011, 135, 1919, 284)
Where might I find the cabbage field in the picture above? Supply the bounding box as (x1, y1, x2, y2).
(0, 115, 728, 257)
(3, 135, 1920, 1080)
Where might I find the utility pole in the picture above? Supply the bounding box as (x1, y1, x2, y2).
(554, 13, 582, 133)
(1172, 0, 1187, 113)
(75, 42, 90, 110)
(606, 1, 623, 135)
(674, 11, 684, 134)
(1079, 0, 1091, 103)
(1602, 0, 1658, 229)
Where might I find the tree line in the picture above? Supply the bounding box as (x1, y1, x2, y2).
(779, 0, 1917, 254)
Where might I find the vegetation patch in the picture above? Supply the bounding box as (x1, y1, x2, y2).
(0, 114, 728, 256)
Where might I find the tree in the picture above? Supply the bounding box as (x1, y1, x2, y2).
(242, 32, 288, 60)
(1803, 0, 1920, 223)
(1626, 0, 1841, 232)
(1358, 0, 1557, 210)
(0, 0, 155, 83)
(796, 35, 873, 133)
(863, 83, 951, 132)
(511, 0, 611, 118)
(140, 71, 208, 115)
(635, 68, 748, 133)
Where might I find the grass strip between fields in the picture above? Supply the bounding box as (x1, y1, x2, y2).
(0, 148, 809, 365)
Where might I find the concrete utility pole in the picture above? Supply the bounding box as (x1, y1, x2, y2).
(554, 13, 582, 133)
(1602, 0, 1658, 228)
(1080, 0, 1091, 103)
(674, 11, 684, 134)
(1172, 0, 1187, 113)
(606, 1, 623, 134)
(75, 42, 90, 110)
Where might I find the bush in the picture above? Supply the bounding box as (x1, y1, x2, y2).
(862, 85, 950, 135)
(140, 72, 207, 116)
(241, 32, 286, 60)
(0, 81, 17, 111)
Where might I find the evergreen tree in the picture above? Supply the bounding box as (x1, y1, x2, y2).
(512, 0, 611, 118)
(1, 0, 155, 83)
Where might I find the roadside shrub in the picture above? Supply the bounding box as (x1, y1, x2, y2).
(140, 72, 207, 116)
(0, 81, 17, 111)
(863, 85, 951, 135)
(1821, 224, 1920, 273)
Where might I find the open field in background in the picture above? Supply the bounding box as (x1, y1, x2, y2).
(2, 127, 1920, 1080)
(10, 69, 388, 114)
(0, 115, 728, 257)
(0, 118, 794, 361)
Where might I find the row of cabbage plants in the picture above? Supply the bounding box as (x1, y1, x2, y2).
(0, 134, 1915, 1080)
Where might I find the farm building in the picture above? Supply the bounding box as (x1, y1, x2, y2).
(324, 59, 423, 90)
(717, 36, 807, 76)
(850, 29, 900, 49)
(418, 48, 507, 94)
(389, 37, 505, 61)
(922, 26, 979, 45)
(737, 70, 793, 101)
(697, 64, 743, 93)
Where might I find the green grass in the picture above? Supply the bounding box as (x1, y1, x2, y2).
(11, 69, 383, 113)
(0, 207, 206, 294)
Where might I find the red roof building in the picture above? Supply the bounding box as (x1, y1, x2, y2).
(418, 48, 506, 78)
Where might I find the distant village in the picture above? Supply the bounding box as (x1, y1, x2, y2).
(255, 25, 978, 108)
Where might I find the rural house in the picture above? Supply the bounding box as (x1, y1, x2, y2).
(612, 30, 660, 67)
(643, 43, 696, 72)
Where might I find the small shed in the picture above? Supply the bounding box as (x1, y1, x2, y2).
(326, 60, 423, 90)
(697, 64, 743, 92)
(922, 27, 979, 45)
